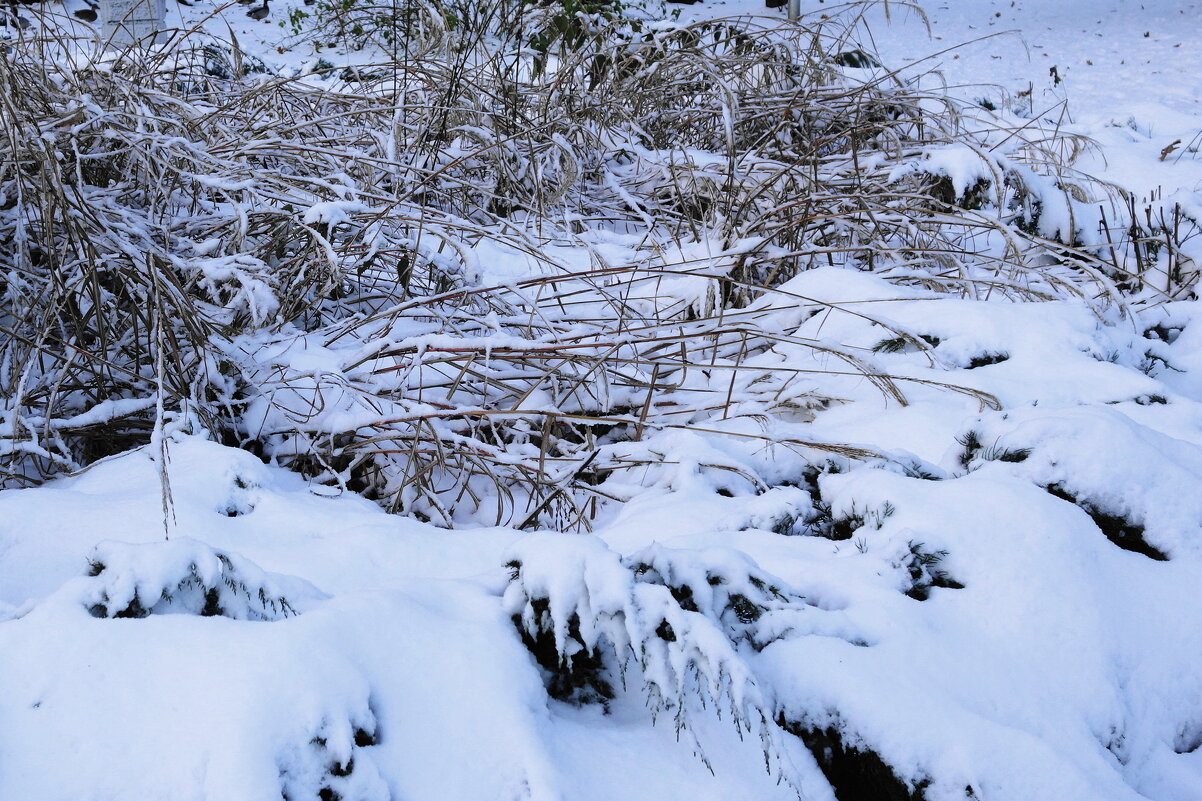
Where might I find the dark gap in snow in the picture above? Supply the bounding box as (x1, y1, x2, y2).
(780, 720, 929, 801)
(901, 542, 964, 601)
(809, 509, 858, 541)
(511, 599, 614, 707)
(729, 593, 762, 623)
(1144, 323, 1184, 345)
(964, 352, 1010, 369)
(993, 447, 1031, 463)
(353, 727, 377, 748)
(1132, 393, 1169, 406)
(201, 588, 222, 617)
(282, 710, 382, 801)
(1045, 484, 1168, 561)
(928, 176, 992, 211)
(763, 461, 855, 537)
(1105, 729, 1129, 765)
(957, 431, 1030, 468)
(75, 427, 153, 466)
(905, 576, 965, 600)
(655, 619, 676, 642)
(667, 582, 700, 612)
(94, 593, 150, 619)
(221, 474, 258, 516)
(831, 49, 884, 70)
(809, 501, 895, 542)
(1174, 725, 1202, 754)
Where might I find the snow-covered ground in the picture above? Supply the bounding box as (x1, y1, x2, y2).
(4, 1, 1202, 800)
(695, 0, 1202, 202)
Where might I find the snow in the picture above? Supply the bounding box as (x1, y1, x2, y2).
(0, 440, 805, 801)
(4, 0, 1202, 799)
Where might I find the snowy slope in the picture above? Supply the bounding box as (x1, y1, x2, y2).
(4, 1, 1202, 801)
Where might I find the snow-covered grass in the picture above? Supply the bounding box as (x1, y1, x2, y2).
(3, 0, 1202, 799)
(4, 1, 1188, 522)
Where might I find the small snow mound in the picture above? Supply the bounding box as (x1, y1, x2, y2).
(80, 539, 327, 620)
(961, 406, 1202, 559)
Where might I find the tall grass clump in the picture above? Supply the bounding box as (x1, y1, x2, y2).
(0, 2, 1188, 525)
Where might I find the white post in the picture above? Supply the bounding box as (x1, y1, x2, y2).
(787, 0, 799, 21)
(99, 0, 166, 47)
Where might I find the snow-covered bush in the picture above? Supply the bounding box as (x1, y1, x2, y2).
(80, 539, 326, 620)
(502, 533, 811, 783)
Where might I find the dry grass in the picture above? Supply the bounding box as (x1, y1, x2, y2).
(0, 2, 1187, 525)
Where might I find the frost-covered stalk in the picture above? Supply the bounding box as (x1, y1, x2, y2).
(151, 298, 176, 541)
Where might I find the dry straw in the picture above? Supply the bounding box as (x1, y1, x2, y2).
(0, 1, 1193, 526)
